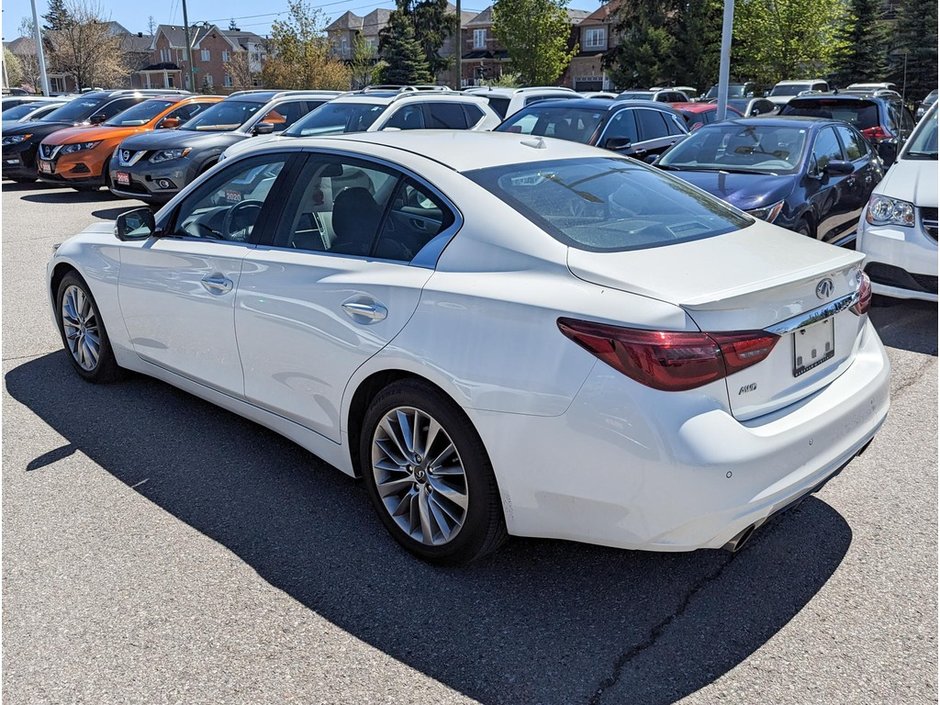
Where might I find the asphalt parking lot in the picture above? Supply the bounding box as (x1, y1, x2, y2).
(2, 182, 937, 705)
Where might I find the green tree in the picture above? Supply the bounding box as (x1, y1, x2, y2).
(349, 34, 378, 89)
(492, 0, 576, 85)
(733, 0, 847, 86)
(889, 0, 938, 102)
(42, 0, 73, 31)
(830, 0, 889, 88)
(379, 9, 432, 84)
(604, 0, 677, 89)
(412, 0, 456, 77)
(4, 48, 24, 88)
(262, 0, 351, 89)
(673, 0, 723, 93)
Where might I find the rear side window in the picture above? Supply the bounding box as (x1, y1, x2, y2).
(465, 157, 751, 252)
(835, 125, 868, 160)
(463, 104, 484, 126)
(636, 109, 669, 140)
(427, 102, 468, 129)
(487, 97, 509, 118)
(384, 104, 426, 130)
(664, 113, 686, 135)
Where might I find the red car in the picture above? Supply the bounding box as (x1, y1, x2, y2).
(669, 102, 743, 131)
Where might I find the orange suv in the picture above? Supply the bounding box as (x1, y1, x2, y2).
(36, 94, 222, 192)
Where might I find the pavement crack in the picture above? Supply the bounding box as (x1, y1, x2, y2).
(2, 350, 58, 362)
(588, 553, 736, 705)
(891, 357, 936, 400)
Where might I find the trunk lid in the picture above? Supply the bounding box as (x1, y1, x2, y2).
(567, 222, 866, 419)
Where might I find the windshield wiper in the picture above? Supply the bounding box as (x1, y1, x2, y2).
(904, 150, 938, 159)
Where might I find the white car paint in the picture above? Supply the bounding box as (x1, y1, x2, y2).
(857, 103, 938, 302)
(48, 131, 890, 554)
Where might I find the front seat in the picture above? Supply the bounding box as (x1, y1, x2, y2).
(330, 187, 383, 256)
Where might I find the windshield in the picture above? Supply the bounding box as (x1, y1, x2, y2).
(180, 100, 261, 131)
(924, 90, 939, 106)
(40, 96, 103, 123)
(495, 107, 605, 144)
(659, 123, 808, 174)
(465, 157, 750, 252)
(618, 92, 653, 100)
(2, 103, 53, 120)
(782, 99, 879, 129)
(104, 99, 175, 127)
(285, 102, 385, 136)
(770, 84, 811, 96)
(903, 105, 937, 159)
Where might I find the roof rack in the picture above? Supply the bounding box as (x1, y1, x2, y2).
(362, 84, 454, 93)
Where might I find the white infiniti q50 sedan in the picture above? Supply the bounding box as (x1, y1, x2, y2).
(47, 131, 890, 563)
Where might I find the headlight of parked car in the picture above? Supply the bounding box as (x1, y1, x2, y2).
(2, 134, 32, 146)
(150, 148, 192, 164)
(866, 194, 915, 227)
(745, 200, 784, 223)
(61, 141, 101, 154)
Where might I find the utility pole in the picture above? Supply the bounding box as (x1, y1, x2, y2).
(454, 0, 461, 89)
(715, 0, 734, 120)
(29, 0, 50, 95)
(182, 0, 196, 92)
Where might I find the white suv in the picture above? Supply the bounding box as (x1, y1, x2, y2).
(463, 86, 579, 119)
(856, 102, 938, 302)
(220, 89, 500, 161)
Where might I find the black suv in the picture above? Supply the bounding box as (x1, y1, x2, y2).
(1, 89, 189, 183)
(781, 91, 915, 166)
(108, 90, 339, 204)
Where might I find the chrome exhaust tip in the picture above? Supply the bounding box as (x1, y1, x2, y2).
(722, 523, 756, 552)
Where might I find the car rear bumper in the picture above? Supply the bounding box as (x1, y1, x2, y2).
(470, 319, 890, 552)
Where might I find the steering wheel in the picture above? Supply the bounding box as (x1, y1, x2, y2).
(222, 199, 264, 241)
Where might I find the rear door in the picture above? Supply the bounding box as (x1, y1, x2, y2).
(834, 123, 880, 220)
(805, 126, 856, 242)
(633, 108, 685, 156)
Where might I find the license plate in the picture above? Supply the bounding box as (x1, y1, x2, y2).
(38, 160, 52, 174)
(792, 317, 835, 377)
(115, 171, 130, 186)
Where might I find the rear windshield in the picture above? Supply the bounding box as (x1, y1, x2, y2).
(770, 84, 811, 96)
(618, 92, 654, 100)
(40, 96, 103, 123)
(284, 102, 385, 136)
(180, 100, 261, 131)
(464, 157, 751, 252)
(782, 99, 879, 129)
(105, 99, 175, 126)
(495, 107, 605, 143)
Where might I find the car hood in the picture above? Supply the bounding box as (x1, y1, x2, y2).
(118, 128, 243, 151)
(665, 169, 798, 211)
(43, 124, 145, 145)
(876, 157, 938, 207)
(221, 133, 283, 159)
(3, 119, 76, 136)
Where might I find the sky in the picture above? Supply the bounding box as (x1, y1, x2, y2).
(1, 0, 565, 41)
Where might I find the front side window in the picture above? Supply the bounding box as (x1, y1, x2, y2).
(285, 102, 386, 136)
(465, 157, 750, 252)
(602, 109, 638, 143)
(811, 127, 844, 173)
(98, 98, 140, 121)
(835, 124, 868, 160)
(172, 156, 288, 242)
(41, 97, 104, 123)
(181, 100, 263, 131)
(496, 106, 604, 143)
(660, 123, 809, 174)
(635, 109, 669, 140)
(259, 100, 309, 132)
(104, 99, 175, 127)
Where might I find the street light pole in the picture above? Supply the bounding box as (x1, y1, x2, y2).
(715, 0, 734, 121)
(454, 0, 461, 89)
(182, 0, 196, 91)
(29, 0, 50, 95)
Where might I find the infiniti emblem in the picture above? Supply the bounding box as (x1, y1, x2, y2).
(816, 278, 834, 299)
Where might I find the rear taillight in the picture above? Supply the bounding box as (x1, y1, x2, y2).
(557, 318, 779, 392)
(861, 125, 891, 141)
(850, 273, 872, 315)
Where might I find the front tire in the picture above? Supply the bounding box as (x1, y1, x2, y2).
(11, 177, 36, 184)
(55, 271, 122, 382)
(359, 379, 506, 564)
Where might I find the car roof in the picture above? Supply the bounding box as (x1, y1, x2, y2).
(328, 92, 490, 106)
(718, 116, 836, 129)
(775, 79, 826, 84)
(513, 98, 682, 114)
(465, 86, 576, 97)
(233, 129, 612, 172)
(786, 93, 885, 104)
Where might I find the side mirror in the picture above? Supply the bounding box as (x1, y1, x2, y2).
(603, 136, 632, 151)
(644, 154, 659, 164)
(159, 117, 180, 129)
(252, 122, 275, 135)
(825, 159, 854, 175)
(115, 208, 157, 241)
(89, 113, 107, 125)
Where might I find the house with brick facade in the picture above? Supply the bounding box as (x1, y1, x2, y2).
(566, 0, 621, 91)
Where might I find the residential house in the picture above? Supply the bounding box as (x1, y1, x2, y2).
(566, 0, 620, 91)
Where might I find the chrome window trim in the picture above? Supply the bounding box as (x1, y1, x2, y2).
(765, 290, 861, 335)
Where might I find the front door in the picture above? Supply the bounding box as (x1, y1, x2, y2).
(118, 152, 294, 396)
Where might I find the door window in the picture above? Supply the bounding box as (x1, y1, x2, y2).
(384, 104, 426, 130)
(160, 102, 207, 126)
(427, 102, 468, 129)
(374, 180, 455, 261)
(463, 104, 484, 126)
(260, 100, 308, 132)
(636, 109, 669, 141)
(664, 113, 686, 135)
(602, 109, 638, 144)
(99, 97, 140, 120)
(171, 155, 288, 242)
(835, 125, 868, 160)
(810, 127, 844, 173)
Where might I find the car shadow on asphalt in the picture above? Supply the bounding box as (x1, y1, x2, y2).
(4, 352, 853, 705)
(869, 298, 938, 356)
(91, 206, 136, 221)
(22, 190, 122, 205)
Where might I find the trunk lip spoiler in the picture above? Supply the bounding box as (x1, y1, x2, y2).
(765, 289, 861, 336)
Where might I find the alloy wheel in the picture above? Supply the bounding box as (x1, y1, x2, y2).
(60, 284, 100, 371)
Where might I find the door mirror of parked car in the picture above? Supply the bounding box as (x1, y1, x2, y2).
(115, 208, 157, 241)
(644, 154, 659, 165)
(604, 136, 632, 151)
(825, 159, 854, 175)
(159, 117, 180, 129)
(89, 113, 107, 125)
(252, 122, 275, 135)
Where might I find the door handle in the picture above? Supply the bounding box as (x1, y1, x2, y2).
(342, 300, 388, 323)
(201, 274, 233, 294)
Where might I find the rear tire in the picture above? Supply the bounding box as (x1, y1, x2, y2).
(359, 379, 507, 564)
(796, 217, 814, 238)
(11, 177, 36, 184)
(55, 271, 122, 383)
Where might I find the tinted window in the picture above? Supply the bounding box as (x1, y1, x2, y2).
(104, 99, 175, 126)
(427, 102, 468, 129)
(286, 102, 385, 136)
(40, 96, 105, 123)
(259, 100, 309, 132)
(660, 123, 809, 173)
(811, 127, 844, 172)
(2, 103, 55, 120)
(664, 113, 686, 135)
(181, 100, 263, 131)
(384, 104, 426, 130)
(173, 156, 287, 242)
(98, 98, 140, 120)
(465, 157, 751, 252)
(463, 104, 484, 126)
(636, 109, 669, 140)
(496, 106, 604, 143)
(835, 125, 867, 160)
(374, 180, 455, 261)
(783, 99, 880, 129)
(524, 94, 573, 107)
(162, 102, 208, 125)
(902, 106, 938, 159)
(602, 109, 638, 143)
(487, 97, 510, 119)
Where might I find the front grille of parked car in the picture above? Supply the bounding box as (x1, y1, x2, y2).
(921, 207, 938, 241)
(117, 150, 147, 167)
(866, 262, 939, 294)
